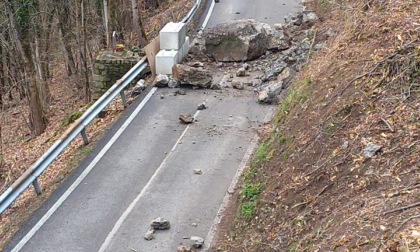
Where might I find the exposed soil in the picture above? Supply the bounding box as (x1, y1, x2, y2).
(211, 0, 420, 251)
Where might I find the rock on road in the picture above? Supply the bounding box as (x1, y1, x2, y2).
(5, 0, 300, 251)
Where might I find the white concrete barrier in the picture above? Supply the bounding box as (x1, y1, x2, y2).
(159, 22, 187, 50)
(156, 22, 190, 75)
(155, 50, 180, 75)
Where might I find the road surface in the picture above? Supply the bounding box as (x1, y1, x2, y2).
(5, 0, 300, 251)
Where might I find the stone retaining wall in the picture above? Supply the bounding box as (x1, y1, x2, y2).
(92, 50, 144, 100)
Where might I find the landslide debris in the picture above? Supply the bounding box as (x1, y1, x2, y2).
(212, 0, 420, 251)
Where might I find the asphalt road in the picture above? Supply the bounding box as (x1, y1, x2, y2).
(206, 0, 301, 27)
(5, 0, 300, 251)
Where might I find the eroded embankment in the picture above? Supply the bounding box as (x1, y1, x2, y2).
(212, 0, 420, 251)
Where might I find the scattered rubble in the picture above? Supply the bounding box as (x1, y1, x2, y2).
(177, 245, 192, 252)
(179, 113, 194, 124)
(363, 143, 382, 158)
(172, 64, 212, 88)
(174, 89, 186, 96)
(236, 67, 246, 77)
(131, 79, 146, 97)
(231, 80, 244, 90)
(185, 10, 323, 103)
(193, 169, 203, 175)
(144, 228, 155, 240)
(197, 103, 207, 110)
(154, 74, 169, 87)
(257, 81, 283, 104)
(190, 236, 204, 248)
(150, 217, 171, 230)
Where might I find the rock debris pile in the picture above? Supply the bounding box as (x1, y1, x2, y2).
(141, 9, 331, 106)
(143, 217, 171, 241)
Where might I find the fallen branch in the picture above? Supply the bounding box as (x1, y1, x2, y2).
(382, 201, 420, 216)
(292, 183, 334, 209)
(336, 40, 417, 97)
(380, 117, 394, 132)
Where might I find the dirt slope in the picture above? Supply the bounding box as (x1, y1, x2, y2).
(213, 0, 419, 251)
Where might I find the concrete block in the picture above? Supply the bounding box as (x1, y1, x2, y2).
(156, 50, 180, 75)
(160, 22, 187, 50)
(179, 36, 190, 60)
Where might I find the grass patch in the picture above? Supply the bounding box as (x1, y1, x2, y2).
(274, 77, 311, 125)
(240, 201, 257, 220)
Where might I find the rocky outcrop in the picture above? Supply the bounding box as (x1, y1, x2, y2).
(172, 64, 212, 87)
(204, 19, 270, 62)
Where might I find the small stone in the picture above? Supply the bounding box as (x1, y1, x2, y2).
(193, 169, 203, 175)
(177, 246, 192, 252)
(168, 78, 179, 88)
(242, 63, 249, 70)
(190, 236, 204, 248)
(191, 223, 198, 227)
(131, 79, 146, 97)
(302, 11, 318, 23)
(363, 143, 382, 158)
(235, 11, 240, 14)
(150, 217, 171, 230)
(211, 82, 222, 90)
(231, 80, 244, 90)
(236, 67, 246, 77)
(179, 113, 194, 124)
(160, 94, 164, 99)
(176, 89, 186, 95)
(342, 141, 349, 149)
(190, 61, 204, 68)
(197, 103, 207, 110)
(154, 74, 169, 87)
(144, 228, 155, 240)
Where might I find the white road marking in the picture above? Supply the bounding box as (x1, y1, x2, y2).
(11, 88, 158, 252)
(203, 134, 259, 251)
(201, 0, 216, 29)
(98, 109, 202, 252)
(203, 110, 274, 251)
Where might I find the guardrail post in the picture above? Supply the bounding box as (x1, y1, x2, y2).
(33, 179, 42, 195)
(81, 129, 89, 145)
(120, 91, 127, 108)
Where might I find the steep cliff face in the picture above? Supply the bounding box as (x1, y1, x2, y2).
(213, 0, 420, 251)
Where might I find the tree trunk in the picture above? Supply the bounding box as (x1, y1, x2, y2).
(27, 67, 46, 136)
(81, 0, 91, 103)
(131, 0, 148, 47)
(9, 1, 47, 136)
(103, 0, 110, 48)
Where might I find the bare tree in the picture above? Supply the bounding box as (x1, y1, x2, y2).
(131, 0, 148, 47)
(103, 0, 110, 48)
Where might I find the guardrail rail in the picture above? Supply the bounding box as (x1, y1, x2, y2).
(0, 0, 202, 215)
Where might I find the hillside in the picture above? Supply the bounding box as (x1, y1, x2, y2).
(213, 0, 419, 251)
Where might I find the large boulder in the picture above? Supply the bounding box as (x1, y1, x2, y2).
(172, 64, 212, 88)
(204, 19, 270, 62)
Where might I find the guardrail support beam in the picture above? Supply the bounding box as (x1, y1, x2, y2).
(33, 179, 42, 195)
(120, 91, 127, 108)
(81, 129, 89, 145)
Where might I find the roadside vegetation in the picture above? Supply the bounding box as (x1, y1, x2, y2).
(0, 0, 195, 249)
(214, 0, 420, 251)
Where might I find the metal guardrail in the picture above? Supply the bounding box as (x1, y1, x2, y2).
(0, 0, 202, 215)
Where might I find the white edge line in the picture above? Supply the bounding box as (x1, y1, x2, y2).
(203, 134, 260, 251)
(98, 109, 201, 252)
(11, 87, 158, 252)
(203, 109, 275, 251)
(201, 0, 216, 29)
